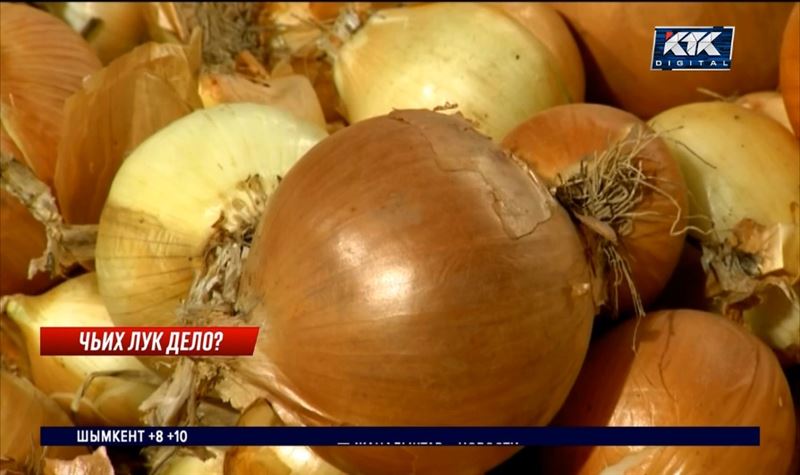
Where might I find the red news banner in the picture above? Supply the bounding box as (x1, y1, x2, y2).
(40, 327, 259, 356)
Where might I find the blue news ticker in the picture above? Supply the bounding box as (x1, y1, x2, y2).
(42, 426, 760, 447)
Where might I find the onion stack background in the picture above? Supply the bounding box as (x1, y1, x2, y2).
(1, 2, 799, 475)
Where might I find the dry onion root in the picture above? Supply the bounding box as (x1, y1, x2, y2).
(503, 104, 688, 318)
(0, 2, 101, 188)
(1, 273, 160, 426)
(542, 309, 797, 475)
(649, 102, 800, 363)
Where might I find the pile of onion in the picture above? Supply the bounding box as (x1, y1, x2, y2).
(503, 103, 688, 316)
(553, 3, 795, 118)
(542, 309, 796, 474)
(649, 101, 800, 363)
(95, 108, 597, 473)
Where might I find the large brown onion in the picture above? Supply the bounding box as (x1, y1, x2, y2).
(553, 3, 794, 118)
(503, 104, 687, 316)
(780, 3, 800, 136)
(0, 3, 101, 187)
(542, 309, 796, 474)
(235, 110, 597, 474)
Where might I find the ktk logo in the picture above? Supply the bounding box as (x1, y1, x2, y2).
(651, 26, 735, 71)
(663, 30, 722, 56)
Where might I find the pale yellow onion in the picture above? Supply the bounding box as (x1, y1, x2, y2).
(0, 314, 31, 379)
(1, 370, 88, 468)
(735, 91, 793, 132)
(0, 3, 101, 187)
(3, 273, 159, 426)
(159, 448, 226, 475)
(95, 104, 327, 330)
(43, 446, 114, 475)
(225, 400, 345, 475)
(198, 73, 327, 130)
(41, 2, 149, 64)
(649, 102, 800, 361)
(333, 3, 571, 140)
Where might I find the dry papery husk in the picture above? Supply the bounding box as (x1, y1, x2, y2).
(1, 370, 89, 473)
(0, 187, 54, 296)
(1, 273, 161, 426)
(56, 33, 203, 225)
(1, 155, 96, 280)
(43, 446, 114, 475)
(649, 101, 800, 363)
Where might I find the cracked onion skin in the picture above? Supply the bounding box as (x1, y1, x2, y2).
(542, 309, 796, 475)
(503, 104, 688, 316)
(237, 110, 596, 474)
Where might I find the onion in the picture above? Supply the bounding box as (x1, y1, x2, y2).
(553, 3, 794, 118)
(1, 370, 88, 470)
(0, 314, 31, 379)
(2, 273, 159, 426)
(493, 3, 585, 102)
(541, 309, 796, 475)
(781, 3, 800, 136)
(0, 188, 53, 296)
(0, 3, 101, 187)
(333, 3, 572, 139)
(55, 39, 203, 225)
(503, 104, 688, 316)
(95, 103, 327, 331)
(41, 2, 149, 64)
(43, 446, 114, 475)
(231, 109, 596, 474)
(735, 91, 793, 132)
(649, 101, 799, 362)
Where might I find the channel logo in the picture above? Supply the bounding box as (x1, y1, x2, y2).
(651, 26, 735, 71)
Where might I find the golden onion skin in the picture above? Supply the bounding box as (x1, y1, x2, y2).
(780, 3, 800, 136)
(543, 309, 796, 475)
(237, 110, 596, 474)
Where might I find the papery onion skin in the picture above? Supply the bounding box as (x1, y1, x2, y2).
(781, 3, 800, 136)
(55, 40, 201, 225)
(493, 2, 585, 102)
(0, 189, 53, 296)
(542, 309, 796, 475)
(236, 109, 596, 475)
(334, 3, 571, 140)
(96, 104, 327, 330)
(1, 370, 88, 467)
(503, 104, 688, 315)
(553, 3, 794, 119)
(62, 2, 149, 64)
(0, 3, 101, 187)
(735, 91, 793, 132)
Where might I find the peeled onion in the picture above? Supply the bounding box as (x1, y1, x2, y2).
(234, 110, 596, 474)
(0, 188, 53, 296)
(333, 3, 572, 140)
(780, 3, 800, 136)
(542, 309, 796, 474)
(96, 104, 327, 330)
(735, 91, 793, 132)
(493, 2, 585, 102)
(0, 3, 101, 187)
(503, 104, 687, 316)
(649, 102, 800, 362)
(553, 3, 794, 118)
